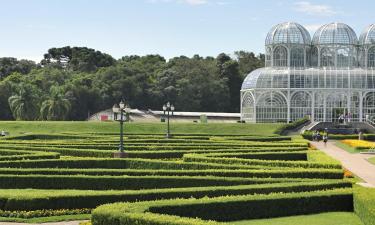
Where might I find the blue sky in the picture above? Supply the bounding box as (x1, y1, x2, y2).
(0, 0, 373, 62)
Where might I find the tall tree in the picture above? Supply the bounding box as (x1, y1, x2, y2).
(8, 83, 40, 120)
(0, 57, 37, 80)
(40, 86, 71, 120)
(234, 51, 264, 77)
(41, 46, 115, 72)
(216, 53, 242, 112)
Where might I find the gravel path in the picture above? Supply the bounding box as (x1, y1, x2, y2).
(0, 220, 88, 225)
(310, 140, 375, 187)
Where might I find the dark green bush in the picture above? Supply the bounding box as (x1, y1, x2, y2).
(354, 185, 375, 225)
(274, 117, 310, 135)
(92, 188, 353, 225)
(1, 181, 351, 211)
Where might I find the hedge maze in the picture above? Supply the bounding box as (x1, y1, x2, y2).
(0, 133, 359, 224)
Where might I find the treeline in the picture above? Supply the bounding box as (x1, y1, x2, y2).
(0, 46, 264, 120)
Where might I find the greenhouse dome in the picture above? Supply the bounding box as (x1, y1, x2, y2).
(264, 22, 311, 68)
(241, 22, 375, 123)
(359, 24, 375, 68)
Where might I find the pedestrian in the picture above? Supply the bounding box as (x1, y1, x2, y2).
(316, 132, 321, 142)
(312, 130, 316, 141)
(323, 134, 328, 147)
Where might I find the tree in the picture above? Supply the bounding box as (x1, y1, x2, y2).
(0, 57, 37, 80)
(8, 83, 40, 120)
(41, 46, 115, 72)
(234, 51, 264, 77)
(216, 53, 242, 112)
(40, 86, 71, 120)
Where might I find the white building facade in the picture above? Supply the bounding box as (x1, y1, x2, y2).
(241, 22, 375, 123)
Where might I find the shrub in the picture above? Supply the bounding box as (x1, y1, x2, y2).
(0, 181, 351, 210)
(354, 185, 375, 225)
(274, 117, 310, 135)
(91, 188, 353, 225)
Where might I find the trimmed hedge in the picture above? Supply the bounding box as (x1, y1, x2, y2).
(0, 174, 288, 190)
(0, 145, 308, 158)
(0, 181, 351, 210)
(274, 117, 310, 135)
(0, 168, 344, 179)
(183, 153, 341, 169)
(354, 185, 375, 225)
(92, 188, 353, 225)
(302, 131, 375, 141)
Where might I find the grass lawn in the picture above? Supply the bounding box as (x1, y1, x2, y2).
(0, 121, 282, 136)
(230, 212, 363, 225)
(368, 156, 375, 165)
(0, 214, 90, 223)
(335, 141, 360, 153)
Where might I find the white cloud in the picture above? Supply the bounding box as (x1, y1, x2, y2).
(304, 24, 323, 33)
(294, 1, 337, 16)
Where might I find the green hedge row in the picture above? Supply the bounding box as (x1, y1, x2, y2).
(91, 188, 353, 225)
(0, 174, 287, 190)
(205, 151, 308, 161)
(274, 117, 310, 135)
(354, 185, 375, 225)
(0, 149, 59, 161)
(0, 181, 351, 211)
(302, 131, 375, 141)
(183, 153, 342, 169)
(215, 136, 292, 142)
(0, 158, 266, 170)
(0, 167, 344, 179)
(0, 145, 308, 159)
(0, 143, 308, 151)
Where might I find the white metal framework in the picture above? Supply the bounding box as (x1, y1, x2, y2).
(241, 22, 375, 123)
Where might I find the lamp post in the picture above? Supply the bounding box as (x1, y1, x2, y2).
(163, 102, 174, 138)
(112, 100, 131, 158)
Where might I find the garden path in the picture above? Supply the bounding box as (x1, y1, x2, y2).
(310, 141, 375, 187)
(0, 220, 87, 225)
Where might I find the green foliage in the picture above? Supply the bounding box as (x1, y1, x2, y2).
(354, 185, 375, 225)
(0, 57, 37, 80)
(0, 48, 264, 120)
(0, 181, 351, 211)
(0, 121, 283, 136)
(0, 208, 90, 218)
(91, 189, 353, 225)
(40, 86, 71, 120)
(274, 117, 310, 135)
(8, 83, 40, 120)
(231, 212, 364, 225)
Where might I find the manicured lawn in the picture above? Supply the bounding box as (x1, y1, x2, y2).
(230, 212, 363, 225)
(0, 214, 90, 223)
(335, 141, 360, 153)
(0, 121, 282, 136)
(368, 156, 375, 165)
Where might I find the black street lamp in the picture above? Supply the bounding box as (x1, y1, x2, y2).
(112, 100, 131, 158)
(163, 102, 175, 138)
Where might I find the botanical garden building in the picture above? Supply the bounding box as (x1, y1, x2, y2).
(241, 22, 375, 123)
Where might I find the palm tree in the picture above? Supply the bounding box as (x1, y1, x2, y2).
(40, 86, 71, 121)
(8, 84, 40, 120)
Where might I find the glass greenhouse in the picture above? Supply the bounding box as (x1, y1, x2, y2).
(241, 22, 375, 123)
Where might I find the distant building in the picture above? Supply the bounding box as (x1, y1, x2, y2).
(88, 109, 240, 122)
(241, 22, 375, 123)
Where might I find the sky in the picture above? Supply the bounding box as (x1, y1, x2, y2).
(0, 0, 374, 62)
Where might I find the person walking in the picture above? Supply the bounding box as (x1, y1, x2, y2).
(323, 133, 328, 147)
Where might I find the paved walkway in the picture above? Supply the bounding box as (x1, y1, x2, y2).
(0, 220, 87, 225)
(310, 141, 375, 187)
